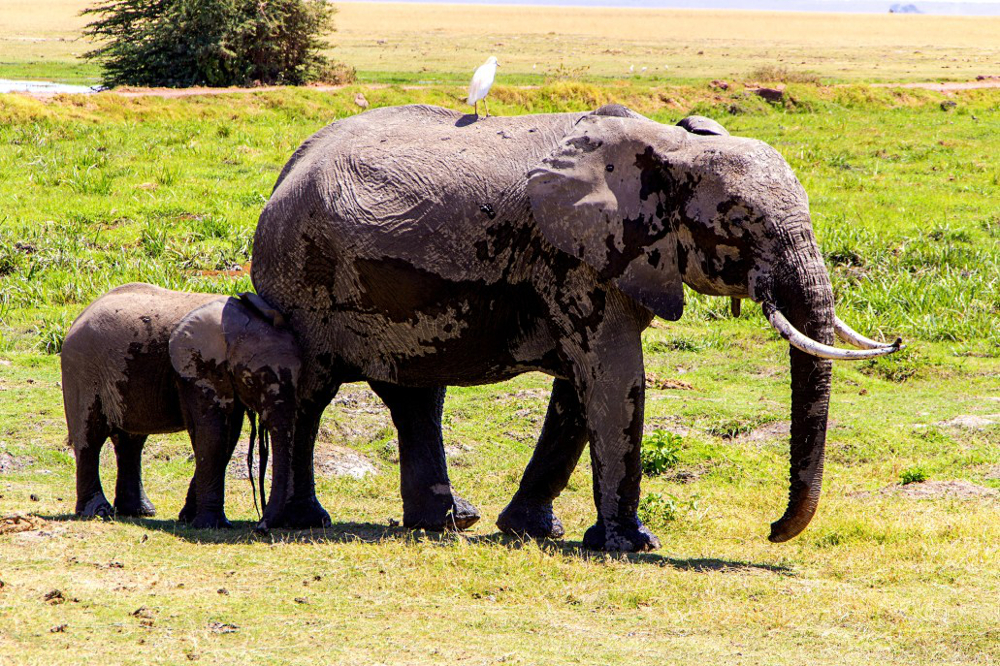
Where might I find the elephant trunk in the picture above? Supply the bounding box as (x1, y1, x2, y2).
(758, 229, 836, 543)
(257, 417, 294, 532)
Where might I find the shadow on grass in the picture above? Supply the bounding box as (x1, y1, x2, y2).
(40, 513, 792, 574)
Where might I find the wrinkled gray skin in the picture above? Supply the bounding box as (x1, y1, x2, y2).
(61, 283, 301, 528)
(252, 104, 837, 550)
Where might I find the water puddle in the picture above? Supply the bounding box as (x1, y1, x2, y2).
(0, 79, 99, 95)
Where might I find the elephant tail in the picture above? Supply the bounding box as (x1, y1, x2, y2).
(246, 411, 270, 519)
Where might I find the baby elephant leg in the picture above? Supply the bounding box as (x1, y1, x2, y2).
(178, 382, 242, 529)
(369, 382, 479, 531)
(111, 431, 156, 517)
(71, 405, 113, 519)
(70, 429, 115, 519)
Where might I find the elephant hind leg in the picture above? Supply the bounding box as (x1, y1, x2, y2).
(497, 377, 588, 540)
(111, 431, 156, 517)
(71, 399, 113, 519)
(261, 386, 338, 531)
(370, 382, 480, 531)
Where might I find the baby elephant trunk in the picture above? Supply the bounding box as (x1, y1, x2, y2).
(246, 412, 271, 518)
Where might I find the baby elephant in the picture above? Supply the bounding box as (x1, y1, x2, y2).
(61, 283, 300, 528)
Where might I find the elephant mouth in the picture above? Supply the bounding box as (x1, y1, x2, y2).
(762, 302, 903, 361)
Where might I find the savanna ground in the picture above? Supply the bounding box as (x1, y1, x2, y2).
(1, 2, 999, 665)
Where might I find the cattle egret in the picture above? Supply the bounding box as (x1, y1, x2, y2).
(467, 56, 499, 118)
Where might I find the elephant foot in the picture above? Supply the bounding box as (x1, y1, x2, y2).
(189, 512, 233, 530)
(451, 494, 481, 530)
(76, 493, 114, 520)
(265, 496, 333, 530)
(403, 491, 480, 531)
(114, 496, 156, 518)
(496, 498, 564, 539)
(178, 501, 196, 524)
(582, 519, 661, 553)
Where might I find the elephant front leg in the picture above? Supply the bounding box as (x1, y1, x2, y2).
(370, 382, 480, 531)
(111, 432, 156, 517)
(577, 327, 659, 552)
(178, 387, 241, 529)
(497, 377, 588, 539)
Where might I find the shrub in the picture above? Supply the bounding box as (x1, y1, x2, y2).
(638, 492, 680, 525)
(640, 429, 682, 476)
(83, 0, 344, 88)
(900, 467, 929, 485)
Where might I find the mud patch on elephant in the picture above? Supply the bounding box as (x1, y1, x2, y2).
(855, 480, 998, 500)
(314, 444, 379, 479)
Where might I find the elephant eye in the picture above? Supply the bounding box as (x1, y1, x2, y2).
(605, 164, 614, 172)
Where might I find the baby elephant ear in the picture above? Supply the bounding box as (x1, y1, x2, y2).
(526, 114, 686, 321)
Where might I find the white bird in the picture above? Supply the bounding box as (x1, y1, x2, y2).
(467, 56, 499, 119)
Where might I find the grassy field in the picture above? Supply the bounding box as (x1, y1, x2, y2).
(0, 80, 998, 664)
(4, 1, 1000, 85)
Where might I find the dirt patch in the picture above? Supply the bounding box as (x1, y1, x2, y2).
(733, 421, 790, 443)
(0, 513, 48, 535)
(187, 262, 251, 279)
(643, 420, 690, 437)
(645, 371, 694, 391)
(874, 480, 998, 500)
(0, 451, 31, 474)
(228, 440, 262, 481)
(983, 465, 1000, 481)
(873, 80, 1000, 92)
(506, 388, 549, 401)
(325, 386, 392, 447)
(936, 414, 1000, 430)
(315, 445, 379, 479)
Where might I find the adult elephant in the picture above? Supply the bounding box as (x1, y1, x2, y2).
(251, 104, 900, 551)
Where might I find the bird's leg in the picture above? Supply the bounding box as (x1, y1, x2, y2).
(484, 99, 491, 118)
(473, 101, 479, 119)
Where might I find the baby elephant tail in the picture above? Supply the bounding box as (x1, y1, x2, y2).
(237, 292, 287, 329)
(246, 412, 270, 519)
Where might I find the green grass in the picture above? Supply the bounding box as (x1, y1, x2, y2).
(1, 84, 999, 664)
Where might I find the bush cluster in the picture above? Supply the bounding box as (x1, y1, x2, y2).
(83, 0, 345, 88)
(640, 429, 682, 476)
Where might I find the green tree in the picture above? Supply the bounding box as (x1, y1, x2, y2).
(83, 0, 349, 88)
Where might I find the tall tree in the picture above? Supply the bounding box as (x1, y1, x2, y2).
(83, 0, 347, 88)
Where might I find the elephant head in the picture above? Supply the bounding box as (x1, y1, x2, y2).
(170, 294, 302, 521)
(526, 113, 901, 542)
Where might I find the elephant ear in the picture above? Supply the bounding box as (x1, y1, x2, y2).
(676, 115, 729, 137)
(527, 114, 687, 320)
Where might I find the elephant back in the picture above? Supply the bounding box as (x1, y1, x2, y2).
(61, 284, 222, 433)
(253, 106, 586, 292)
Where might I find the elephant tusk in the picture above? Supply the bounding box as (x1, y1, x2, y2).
(833, 316, 902, 350)
(764, 305, 903, 361)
